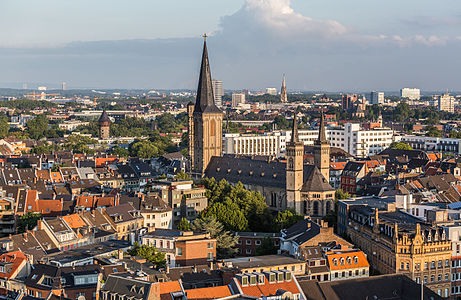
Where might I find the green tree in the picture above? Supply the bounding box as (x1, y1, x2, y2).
(174, 171, 191, 180)
(129, 141, 160, 158)
(272, 115, 290, 130)
(390, 141, 413, 150)
(127, 242, 166, 269)
(191, 216, 238, 258)
(199, 178, 269, 232)
(63, 135, 97, 154)
(111, 146, 130, 158)
(177, 217, 191, 231)
(0, 115, 9, 138)
(273, 209, 304, 231)
(335, 189, 351, 200)
(255, 237, 278, 256)
(426, 125, 442, 137)
(26, 115, 49, 140)
(17, 212, 41, 233)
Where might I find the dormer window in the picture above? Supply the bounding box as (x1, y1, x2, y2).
(333, 258, 338, 266)
(340, 258, 345, 265)
(241, 276, 248, 287)
(353, 256, 358, 264)
(347, 257, 352, 265)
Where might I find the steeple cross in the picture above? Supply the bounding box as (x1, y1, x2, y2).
(202, 33, 208, 41)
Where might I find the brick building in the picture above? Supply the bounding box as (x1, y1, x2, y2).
(234, 232, 280, 256)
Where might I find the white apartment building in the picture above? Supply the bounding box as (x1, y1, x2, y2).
(370, 91, 384, 105)
(400, 88, 421, 100)
(223, 123, 395, 158)
(400, 135, 460, 154)
(266, 88, 277, 95)
(232, 93, 246, 108)
(212, 79, 223, 107)
(438, 93, 455, 113)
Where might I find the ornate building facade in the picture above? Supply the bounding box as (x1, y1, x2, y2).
(188, 38, 223, 177)
(347, 206, 452, 298)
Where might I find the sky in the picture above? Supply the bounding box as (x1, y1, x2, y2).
(1, 0, 461, 91)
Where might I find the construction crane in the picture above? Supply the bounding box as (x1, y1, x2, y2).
(24, 90, 60, 101)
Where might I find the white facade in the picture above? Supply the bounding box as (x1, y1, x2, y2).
(400, 135, 460, 154)
(438, 93, 455, 113)
(266, 88, 277, 95)
(232, 93, 246, 108)
(370, 91, 384, 105)
(400, 88, 421, 100)
(212, 79, 223, 107)
(223, 123, 395, 158)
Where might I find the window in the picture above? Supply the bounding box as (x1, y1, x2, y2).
(255, 240, 261, 246)
(431, 275, 435, 282)
(446, 259, 450, 267)
(438, 260, 442, 268)
(207, 252, 213, 260)
(246, 240, 251, 245)
(177, 248, 183, 256)
(438, 274, 442, 282)
(207, 242, 213, 249)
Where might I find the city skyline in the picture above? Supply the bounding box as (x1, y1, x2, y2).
(1, 0, 461, 90)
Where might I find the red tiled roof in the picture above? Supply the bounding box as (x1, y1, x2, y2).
(0, 251, 27, 280)
(330, 162, 347, 170)
(326, 249, 370, 271)
(238, 279, 301, 297)
(159, 281, 182, 300)
(185, 286, 232, 300)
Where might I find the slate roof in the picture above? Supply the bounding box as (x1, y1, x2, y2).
(206, 155, 331, 191)
(281, 219, 321, 245)
(301, 166, 334, 193)
(193, 40, 221, 114)
(102, 275, 154, 300)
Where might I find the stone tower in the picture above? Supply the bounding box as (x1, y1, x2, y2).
(189, 37, 223, 177)
(286, 109, 304, 213)
(314, 111, 330, 182)
(98, 110, 111, 140)
(280, 74, 287, 103)
(187, 101, 195, 169)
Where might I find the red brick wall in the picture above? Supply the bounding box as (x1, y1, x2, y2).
(176, 239, 216, 266)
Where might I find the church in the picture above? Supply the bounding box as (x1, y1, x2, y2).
(188, 38, 335, 217)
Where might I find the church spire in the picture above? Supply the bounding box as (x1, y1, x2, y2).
(281, 74, 287, 103)
(194, 35, 220, 114)
(316, 111, 328, 144)
(291, 109, 299, 143)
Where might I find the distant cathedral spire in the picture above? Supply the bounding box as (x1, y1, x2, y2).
(281, 74, 287, 103)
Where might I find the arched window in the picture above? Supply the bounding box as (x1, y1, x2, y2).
(210, 119, 216, 136)
(313, 201, 320, 216)
(326, 201, 332, 213)
(333, 258, 338, 266)
(347, 257, 352, 265)
(288, 158, 294, 170)
(353, 256, 358, 264)
(340, 258, 345, 265)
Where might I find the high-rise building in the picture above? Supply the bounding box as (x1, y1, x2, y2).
(280, 74, 287, 103)
(231, 93, 246, 108)
(370, 91, 384, 105)
(62, 82, 67, 91)
(188, 37, 223, 177)
(212, 79, 223, 107)
(400, 88, 421, 100)
(341, 94, 358, 111)
(437, 93, 455, 113)
(266, 88, 277, 95)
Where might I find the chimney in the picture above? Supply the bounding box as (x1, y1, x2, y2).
(118, 249, 123, 260)
(23, 233, 27, 242)
(166, 264, 170, 273)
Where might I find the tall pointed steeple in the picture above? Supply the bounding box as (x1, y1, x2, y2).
(194, 36, 221, 114)
(281, 74, 288, 103)
(316, 111, 328, 145)
(190, 35, 224, 177)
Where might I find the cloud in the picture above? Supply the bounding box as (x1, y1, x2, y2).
(0, 0, 460, 91)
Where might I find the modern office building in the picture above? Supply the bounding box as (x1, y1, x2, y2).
(212, 79, 223, 107)
(370, 91, 384, 105)
(400, 135, 460, 154)
(231, 93, 246, 108)
(400, 88, 421, 100)
(437, 93, 455, 113)
(223, 123, 395, 158)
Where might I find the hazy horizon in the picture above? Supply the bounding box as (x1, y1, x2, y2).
(2, 0, 461, 91)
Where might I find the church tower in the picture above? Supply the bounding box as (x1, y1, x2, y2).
(314, 111, 330, 182)
(189, 36, 223, 177)
(280, 74, 287, 103)
(98, 110, 111, 140)
(286, 109, 304, 213)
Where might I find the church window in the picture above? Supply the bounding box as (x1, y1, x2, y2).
(288, 158, 293, 169)
(313, 201, 320, 216)
(210, 119, 216, 136)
